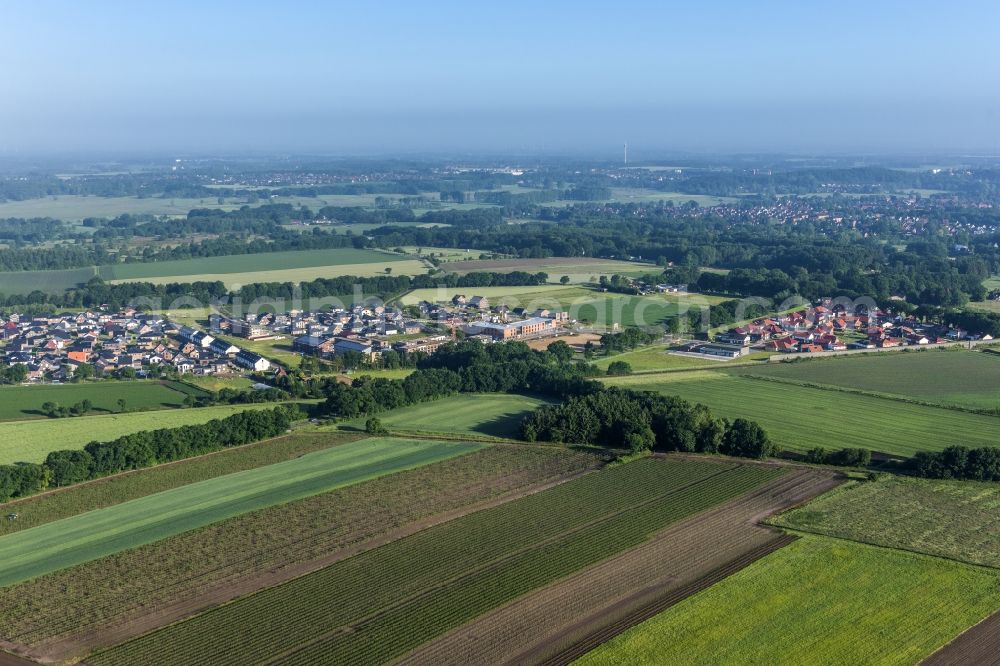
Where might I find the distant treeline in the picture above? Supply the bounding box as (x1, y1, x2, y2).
(0, 406, 295, 502)
(0, 269, 548, 310)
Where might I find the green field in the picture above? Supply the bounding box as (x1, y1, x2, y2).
(577, 537, 1000, 666)
(3, 247, 427, 294)
(0, 431, 361, 535)
(398, 284, 576, 305)
(0, 380, 207, 422)
(0, 437, 481, 587)
(0, 266, 100, 294)
(593, 344, 773, 373)
(772, 476, 1000, 568)
(374, 393, 553, 438)
(603, 371, 1000, 457)
(108, 247, 413, 279)
(739, 350, 1000, 409)
(0, 403, 284, 465)
(0, 446, 605, 654)
(443, 257, 658, 284)
(88, 458, 781, 666)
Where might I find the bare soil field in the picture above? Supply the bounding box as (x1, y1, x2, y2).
(395, 465, 841, 666)
(922, 610, 1000, 666)
(0, 447, 602, 664)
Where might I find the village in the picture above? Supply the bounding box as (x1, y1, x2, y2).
(682, 299, 995, 360)
(0, 292, 572, 383)
(2, 291, 997, 384)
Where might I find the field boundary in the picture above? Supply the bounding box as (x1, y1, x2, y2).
(394, 467, 841, 666)
(26, 464, 600, 663)
(921, 608, 1000, 666)
(734, 372, 1000, 417)
(534, 534, 799, 666)
(0, 430, 324, 512)
(770, 524, 1000, 572)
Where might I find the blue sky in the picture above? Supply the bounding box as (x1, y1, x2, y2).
(1, 1, 998, 156)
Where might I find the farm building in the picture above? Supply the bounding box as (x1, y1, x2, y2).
(697, 343, 748, 359)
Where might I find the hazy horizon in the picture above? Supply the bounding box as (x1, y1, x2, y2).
(3, 1, 999, 156)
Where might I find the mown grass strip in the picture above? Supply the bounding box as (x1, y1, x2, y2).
(0, 431, 360, 535)
(0, 438, 481, 587)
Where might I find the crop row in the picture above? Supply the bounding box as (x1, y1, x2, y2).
(281, 465, 779, 666)
(90, 459, 781, 666)
(0, 445, 603, 649)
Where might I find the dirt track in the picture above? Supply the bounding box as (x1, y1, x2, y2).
(922, 609, 1000, 666)
(395, 468, 841, 666)
(0, 651, 36, 666)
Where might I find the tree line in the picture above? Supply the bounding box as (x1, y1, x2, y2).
(0, 406, 296, 502)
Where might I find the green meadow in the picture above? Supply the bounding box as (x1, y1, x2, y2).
(374, 393, 553, 438)
(0, 403, 281, 465)
(739, 350, 1000, 410)
(0, 381, 205, 422)
(603, 371, 1000, 457)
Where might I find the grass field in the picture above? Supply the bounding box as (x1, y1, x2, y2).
(603, 371, 1000, 457)
(0, 380, 207, 422)
(592, 344, 773, 373)
(0, 437, 482, 587)
(0, 431, 361, 535)
(0, 446, 605, 656)
(373, 393, 553, 438)
(0, 403, 284, 465)
(443, 257, 658, 283)
(577, 537, 1000, 666)
(87, 458, 781, 666)
(772, 476, 1000, 568)
(108, 247, 416, 280)
(0, 266, 99, 294)
(4, 247, 427, 294)
(739, 350, 1000, 409)
(398, 284, 575, 305)
(178, 375, 254, 392)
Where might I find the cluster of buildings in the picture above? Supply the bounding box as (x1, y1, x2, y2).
(708, 301, 992, 357)
(220, 295, 571, 361)
(0, 309, 271, 382)
(438, 295, 567, 342)
(214, 304, 431, 361)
